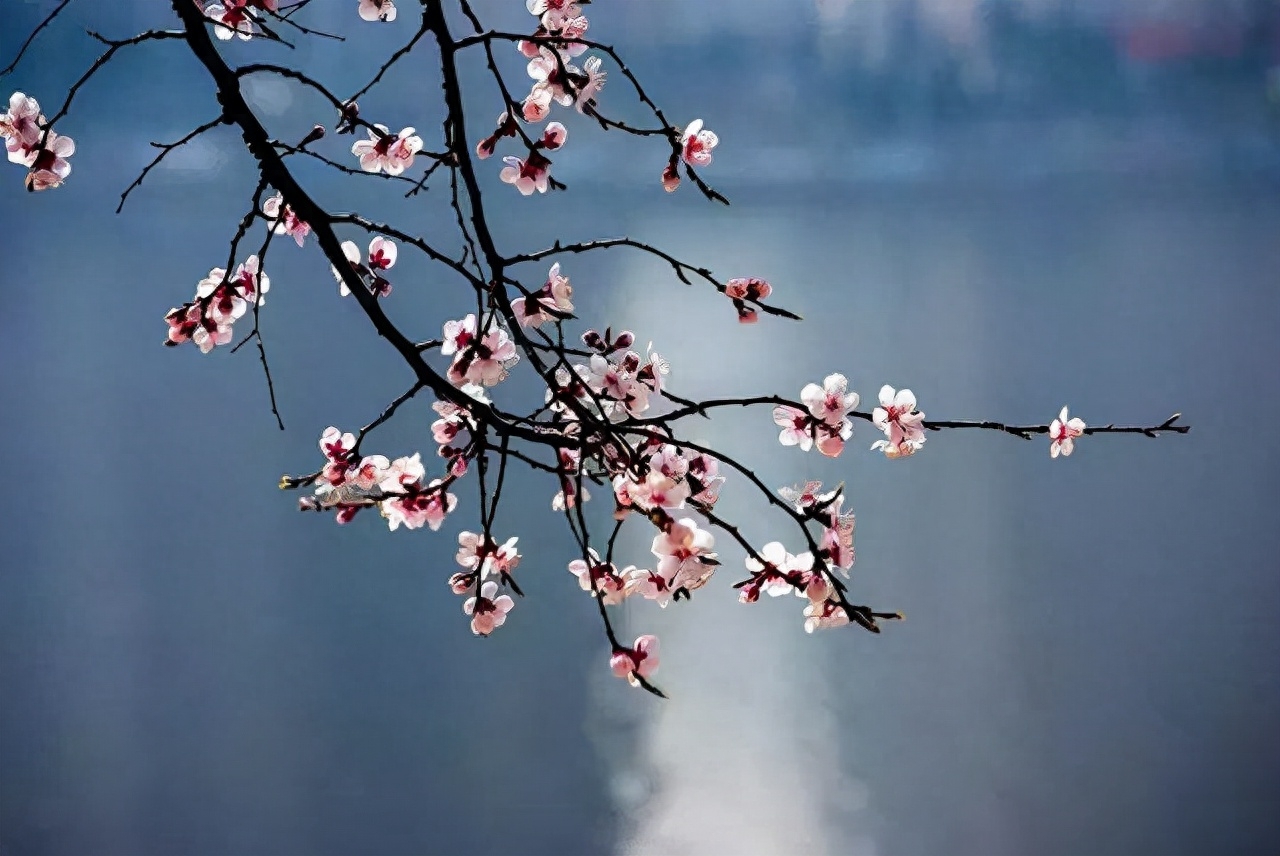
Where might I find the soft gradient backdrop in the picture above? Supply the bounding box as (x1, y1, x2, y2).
(2, 1, 1278, 854)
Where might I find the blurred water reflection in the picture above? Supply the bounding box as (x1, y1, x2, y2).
(1, 2, 1277, 855)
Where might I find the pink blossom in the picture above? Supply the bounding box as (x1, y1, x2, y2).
(541, 122, 568, 150)
(778, 480, 838, 514)
(357, 0, 396, 22)
(821, 498, 855, 574)
(512, 262, 573, 328)
(574, 56, 606, 113)
(804, 599, 852, 633)
(526, 51, 577, 108)
(871, 385, 927, 459)
(21, 131, 74, 192)
(651, 518, 717, 594)
(661, 160, 680, 193)
(1049, 406, 1086, 458)
(381, 478, 457, 531)
(521, 87, 553, 123)
(680, 119, 718, 167)
(625, 566, 674, 608)
(333, 240, 363, 296)
(568, 550, 627, 605)
(1, 93, 43, 159)
(773, 404, 814, 452)
(367, 236, 397, 271)
(744, 542, 810, 598)
(499, 151, 552, 195)
(261, 192, 310, 247)
(349, 455, 390, 490)
(463, 581, 514, 636)
(319, 426, 356, 484)
(444, 318, 519, 388)
(351, 125, 422, 175)
(456, 531, 521, 580)
(228, 254, 269, 307)
(610, 634, 659, 688)
(204, 1, 258, 40)
(376, 453, 426, 494)
(802, 373, 859, 425)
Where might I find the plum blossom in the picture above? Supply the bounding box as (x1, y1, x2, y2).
(610, 634, 659, 688)
(871, 385, 927, 459)
(724, 276, 772, 323)
(801, 373, 859, 456)
(381, 477, 457, 531)
(652, 518, 717, 594)
(456, 531, 521, 580)
(1049, 406, 1087, 458)
(1, 93, 43, 161)
(568, 550, 627, 605)
(773, 405, 814, 452)
(574, 56, 606, 113)
(351, 125, 422, 175)
(358, 0, 396, 22)
(804, 599, 852, 634)
(319, 426, 357, 485)
(203, 1, 259, 40)
(661, 160, 680, 193)
(512, 262, 573, 328)
(442, 314, 519, 387)
(820, 497, 855, 574)
(625, 566, 675, 608)
(334, 237, 396, 298)
(261, 192, 310, 247)
(743, 542, 814, 599)
(680, 119, 718, 167)
(20, 131, 74, 192)
(500, 151, 552, 195)
(463, 581, 514, 636)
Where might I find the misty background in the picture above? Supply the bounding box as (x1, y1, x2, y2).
(1, 0, 1278, 854)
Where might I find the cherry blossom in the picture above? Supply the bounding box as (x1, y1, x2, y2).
(652, 518, 717, 594)
(680, 119, 718, 167)
(261, 192, 310, 247)
(871, 384, 927, 459)
(499, 152, 552, 195)
(1049, 406, 1087, 458)
(463, 581, 515, 636)
(610, 634, 660, 688)
(357, 0, 396, 22)
(351, 125, 423, 176)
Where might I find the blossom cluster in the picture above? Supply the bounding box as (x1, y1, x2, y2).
(163, 256, 269, 353)
(451, 531, 521, 636)
(332, 236, 397, 298)
(299, 428, 459, 531)
(0, 93, 74, 191)
(441, 314, 520, 387)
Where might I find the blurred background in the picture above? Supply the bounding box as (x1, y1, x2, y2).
(1, 1, 1278, 854)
